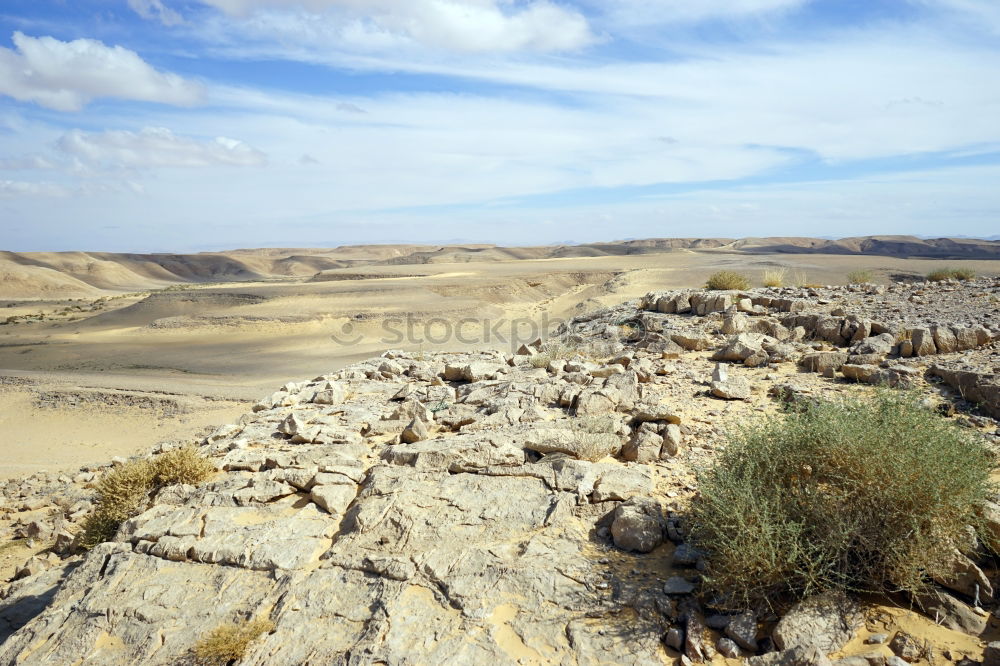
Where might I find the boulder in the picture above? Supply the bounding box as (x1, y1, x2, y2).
(799, 352, 849, 374)
(661, 424, 682, 458)
(931, 325, 958, 354)
(400, 418, 429, 444)
(721, 313, 749, 335)
(712, 333, 768, 363)
(671, 332, 713, 351)
(915, 588, 988, 636)
(773, 592, 862, 653)
(711, 378, 751, 400)
(610, 497, 664, 553)
(747, 645, 833, 666)
(621, 428, 663, 464)
(910, 328, 937, 356)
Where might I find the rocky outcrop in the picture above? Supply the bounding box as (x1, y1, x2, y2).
(3, 277, 999, 664)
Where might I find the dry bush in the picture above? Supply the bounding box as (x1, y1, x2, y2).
(689, 390, 994, 610)
(529, 352, 551, 369)
(79, 446, 215, 549)
(761, 267, 787, 288)
(705, 271, 751, 291)
(570, 415, 621, 461)
(152, 445, 216, 487)
(928, 267, 976, 282)
(846, 269, 875, 284)
(193, 618, 275, 666)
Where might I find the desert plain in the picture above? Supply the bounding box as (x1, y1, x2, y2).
(2, 236, 999, 479)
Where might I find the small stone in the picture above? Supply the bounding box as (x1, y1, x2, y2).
(400, 418, 428, 444)
(866, 634, 888, 645)
(726, 610, 758, 651)
(711, 363, 728, 383)
(983, 641, 1000, 666)
(717, 637, 741, 658)
(706, 614, 732, 630)
(889, 632, 923, 662)
(663, 576, 696, 595)
(665, 627, 684, 651)
(672, 543, 701, 567)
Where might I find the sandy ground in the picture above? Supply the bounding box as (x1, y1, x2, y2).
(1, 247, 998, 478)
(0, 383, 249, 479)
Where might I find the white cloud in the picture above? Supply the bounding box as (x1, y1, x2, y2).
(586, 0, 808, 27)
(56, 127, 267, 168)
(128, 0, 185, 26)
(0, 155, 56, 170)
(0, 180, 71, 198)
(0, 32, 203, 111)
(193, 0, 595, 52)
(920, 0, 1000, 33)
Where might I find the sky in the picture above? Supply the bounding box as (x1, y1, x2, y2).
(1, 0, 999, 252)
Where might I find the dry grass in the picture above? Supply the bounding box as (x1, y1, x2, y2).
(705, 271, 750, 291)
(761, 267, 787, 288)
(846, 269, 875, 284)
(928, 267, 976, 282)
(78, 446, 215, 549)
(789, 270, 810, 287)
(570, 415, 621, 461)
(193, 618, 275, 666)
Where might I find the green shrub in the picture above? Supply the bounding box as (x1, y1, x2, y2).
(761, 268, 787, 288)
(846, 270, 874, 284)
(688, 390, 994, 610)
(193, 617, 275, 666)
(705, 271, 751, 291)
(79, 446, 215, 549)
(927, 267, 976, 282)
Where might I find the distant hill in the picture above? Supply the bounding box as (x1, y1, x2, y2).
(2, 235, 999, 299)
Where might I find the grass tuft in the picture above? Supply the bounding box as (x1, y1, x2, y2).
(688, 390, 994, 610)
(761, 268, 787, 288)
(846, 269, 875, 284)
(705, 271, 751, 291)
(78, 446, 215, 549)
(193, 618, 275, 666)
(570, 415, 621, 461)
(927, 267, 976, 282)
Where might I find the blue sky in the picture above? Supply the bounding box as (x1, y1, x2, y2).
(1, 0, 999, 252)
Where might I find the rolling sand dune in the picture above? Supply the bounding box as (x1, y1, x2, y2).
(2, 236, 1000, 478)
(5, 236, 1000, 301)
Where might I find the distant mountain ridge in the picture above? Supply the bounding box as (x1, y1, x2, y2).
(2, 235, 998, 299)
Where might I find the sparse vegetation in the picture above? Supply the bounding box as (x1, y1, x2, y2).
(689, 390, 994, 610)
(927, 267, 976, 282)
(529, 353, 551, 368)
(790, 270, 809, 287)
(570, 415, 621, 461)
(761, 267, 787, 288)
(846, 269, 874, 284)
(193, 617, 275, 666)
(79, 446, 215, 549)
(705, 271, 751, 291)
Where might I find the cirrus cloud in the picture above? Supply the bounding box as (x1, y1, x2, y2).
(167, 0, 595, 53)
(56, 127, 267, 168)
(0, 32, 203, 111)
